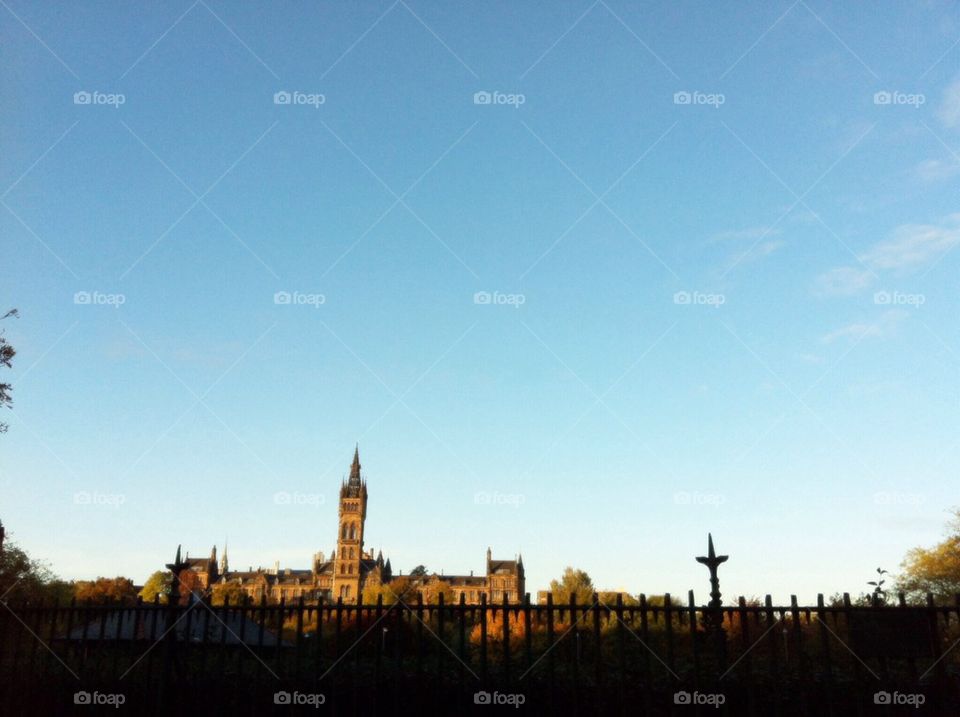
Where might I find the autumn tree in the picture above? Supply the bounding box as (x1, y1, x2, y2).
(897, 508, 960, 603)
(74, 577, 137, 605)
(0, 309, 18, 433)
(549, 567, 595, 604)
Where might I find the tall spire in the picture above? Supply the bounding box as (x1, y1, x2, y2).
(349, 444, 361, 485)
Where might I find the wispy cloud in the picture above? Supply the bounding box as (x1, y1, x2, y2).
(815, 214, 960, 294)
(710, 226, 782, 242)
(820, 310, 908, 344)
(814, 267, 876, 296)
(937, 75, 960, 128)
(912, 158, 960, 183)
(861, 214, 960, 271)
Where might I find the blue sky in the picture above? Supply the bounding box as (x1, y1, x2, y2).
(2, 1, 959, 603)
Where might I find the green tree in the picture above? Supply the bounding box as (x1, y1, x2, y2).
(211, 581, 251, 606)
(0, 309, 19, 433)
(897, 508, 960, 603)
(138, 570, 171, 604)
(549, 567, 595, 605)
(0, 537, 57, 603)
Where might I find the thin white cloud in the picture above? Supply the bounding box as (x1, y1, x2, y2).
(913, 158, 960, 183)
(814, 214, 960, 295)
(710, 226, 782, 242)
(938, 75, 960, 128)
(814, 267, 876, 296)
(861, 214, 960, 271)
(820, 310, 908, 344)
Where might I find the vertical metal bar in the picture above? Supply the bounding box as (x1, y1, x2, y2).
(927, 593, 944, 712)
(816, 594, 833, 717)
(546, 593, 555, 713)
(480, 592, 487, 683)
(502, 592, 511, 684)
(295, 595, 304, 682)
(688, 591, 700, 687)
(458, 592, 466, 689)
(739, 596, 755, 717)
(616, 593, 626, 717)
(664, 593, 675, 677)
(524, 593, 532, 675)
(765, 594, 780, 717)
(593, 592, 602, 689)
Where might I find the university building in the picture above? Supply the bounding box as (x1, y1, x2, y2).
(179, 447, 524, 604)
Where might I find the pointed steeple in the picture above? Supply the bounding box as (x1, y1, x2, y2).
(349, 444, 361, 485)
(220, 539, 229, 574)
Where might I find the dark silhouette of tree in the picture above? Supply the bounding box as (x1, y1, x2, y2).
(0, 309, 19, 433)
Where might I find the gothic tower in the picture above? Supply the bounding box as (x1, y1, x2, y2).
(333, 445, 367, 602)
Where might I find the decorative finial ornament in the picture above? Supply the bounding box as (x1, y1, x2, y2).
(166, 544, 191, 605)
(695, 533, 729, 651)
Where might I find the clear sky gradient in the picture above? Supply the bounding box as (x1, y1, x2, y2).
(3, 1, 960, 603)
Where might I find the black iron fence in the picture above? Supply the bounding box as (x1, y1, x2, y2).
(1, 590, 959, 715)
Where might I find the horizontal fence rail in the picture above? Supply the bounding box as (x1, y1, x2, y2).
(2, 592, 959, 715)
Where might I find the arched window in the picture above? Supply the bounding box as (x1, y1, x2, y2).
(348, 523, 357, 540)
(341, 524, 348, 540)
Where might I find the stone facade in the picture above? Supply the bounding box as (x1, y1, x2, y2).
(179, 447, 524, 604)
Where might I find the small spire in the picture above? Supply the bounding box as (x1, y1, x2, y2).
(349, 444, 361, 484)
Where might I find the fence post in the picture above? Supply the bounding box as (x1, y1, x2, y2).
(480, 593, 487, 683)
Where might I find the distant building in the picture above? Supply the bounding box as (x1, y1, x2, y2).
(178, 447, 524, 604)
